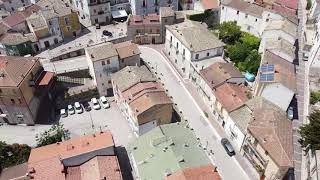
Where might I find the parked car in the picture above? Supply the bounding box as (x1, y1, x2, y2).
(287, 106, 294, 120)
(95, 23, 100, 29)
(83, 101, 92, 112)
(67, 105, 75, 115)
(100, 96, 110, 109)
(221, 138, 235, 156)
(60, 109, 67, 118)
(91, 98, 101, 110)
(102, 30, 112, 37)
(74, 102, 83, 114)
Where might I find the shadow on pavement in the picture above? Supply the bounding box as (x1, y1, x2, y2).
(115, 146, 133, 180)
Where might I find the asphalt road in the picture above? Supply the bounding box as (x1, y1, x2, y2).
(139, 46, 252, 180)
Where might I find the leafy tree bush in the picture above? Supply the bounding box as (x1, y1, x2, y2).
(218, 21, 242, 44)
(187, 10, 213, 22)
(35, 123, 70, 147)
(306, 0, 312, 10)
(237, 50, 261, 73)
(310, 91, 320, 105)
(0, 141, 31, 169)
(299, 110, 320, 151)
(240, 33, 261, 50)
(227, 43, 250, 63)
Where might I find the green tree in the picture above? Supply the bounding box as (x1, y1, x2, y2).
(237, 50, 261, 74)
(227, 42, 250, 63)
(240, 32, 261, 50)
(306, 0, 312, 10)
(0, 141, 31, 169)
(299, 110, 320, 151)
(35, 123, 70, 147)
(310, 91, 320, 105)
(218, 21, 242, 44)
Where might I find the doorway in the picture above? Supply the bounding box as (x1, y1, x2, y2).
(44, 41, 50, 48)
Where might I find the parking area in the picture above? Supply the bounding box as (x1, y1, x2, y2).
(0, 101, 135, 147)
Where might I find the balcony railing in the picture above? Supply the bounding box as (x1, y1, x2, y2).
(243, 142, 268, 167)
(29, 68, 45, 87)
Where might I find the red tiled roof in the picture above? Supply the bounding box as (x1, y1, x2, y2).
(215, 83, 249, 112)
(114, 41, 141, 59)
(201, 0, 218, 10)
(129, 14, 160, 26)
(165, 165, 221, 180)
(66, 156, 122, 180)
(28, 131, 118, 180)
(2, 5, 40, 28)
(275, 0, 297, 10)
(38, 71, 54, 86)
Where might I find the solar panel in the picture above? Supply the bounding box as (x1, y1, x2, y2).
(260, 64, 275, 73)
(267, 64, 274, 71)
(266, 73, 274, 81)
(260, 65, 268, 72)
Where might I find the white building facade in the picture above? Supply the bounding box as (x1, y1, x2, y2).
(220, 0, 283, 37)
(164, 22, 224, 78)
(86, 43, 120, 95)
(73, 0, 112, 25)
(130, 0, 178, 15)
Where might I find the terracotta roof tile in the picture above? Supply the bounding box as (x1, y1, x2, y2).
(66, 156, 122, 180)
(248, 106, 293, 168)
(261, 50, 296, 92)
(201, 0, 218, 10)
(114, 41, 141, 59)
(200, 62, 243, 89)
(215, 83, 249, 112)
(28, 131, 119, 180)
(165, 165, 221, 180)
(0, 56, 38, 87)
(129, 89, 172, 118)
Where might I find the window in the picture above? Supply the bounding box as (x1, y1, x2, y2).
(49, 21, 52, 25)
(222, 6, 224, 10)
(0, 89, 2, 94)
(170, 36, 172, 42)
(18, 98, 22, 104)
(266, 18, 269, 22)
(102, 83, 104, 86)
(247, 26, 251, 31)
(176, 42, 179, 49)
(255, 19, 257, 22)
(67, 26, 71, 31)
(156, 29, 160, 33)
(195, 54, 199, 59)
(175, 59, 177, 63)
(11, 99, 15, 104)
(143, 0, 146, 7)
(183, 49, 185, 55)
(94, 9, 96, 13)
(206, 52, 209, 56)
(21, 0, 24, 3)
(236, 11, 239, 14)
(11, 7, 14, 11)
(100, 74, 102, 77)
(245, 14, 248, 18)
(150, 29, 152, 33)
(121, 59, 124, 63)
(107, 60, 110, 64)
(64, 17, 70, 25)
(102, 61, 105, 66)
(164, 19, 167, 23)
(108, 80, 111, 84)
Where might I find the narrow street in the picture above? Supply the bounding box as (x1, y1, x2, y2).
(139, 46, 255, 180)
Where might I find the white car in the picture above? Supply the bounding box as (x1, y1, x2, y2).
(74, 102, 83, 114)
(67, 105, 75, 115)
(100, 96, 110, 109)
(60, 109, 67, 118)
(91, 98, 101, 110)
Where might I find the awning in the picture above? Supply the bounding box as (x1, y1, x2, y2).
(38, 71, 54, 86)
(112, 10, 128, 19)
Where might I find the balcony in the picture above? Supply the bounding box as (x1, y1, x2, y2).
(29, 68, 55, 87)
(98, 11, 105, 15)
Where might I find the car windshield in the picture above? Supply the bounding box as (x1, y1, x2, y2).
(76, 106, 81, 110)
(225, 143, 234, 152)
